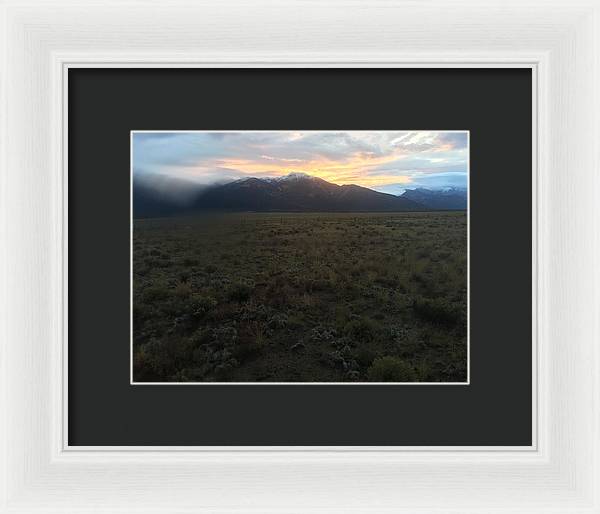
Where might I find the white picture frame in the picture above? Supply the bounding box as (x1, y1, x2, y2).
(1, 0, 598, 512)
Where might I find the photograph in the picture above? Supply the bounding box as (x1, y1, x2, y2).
(131, 130, 469, 383)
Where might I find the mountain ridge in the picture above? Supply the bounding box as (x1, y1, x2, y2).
(133, 173, 467, 218)
(401, 186, 467, 210)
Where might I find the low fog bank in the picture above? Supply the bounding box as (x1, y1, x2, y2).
(133, 172, 214, 206)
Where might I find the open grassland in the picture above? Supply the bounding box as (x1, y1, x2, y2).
(132, 211, 467, 382)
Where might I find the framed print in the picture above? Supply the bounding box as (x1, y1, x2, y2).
(1, 1, 599, 513)
(68, 68, 531, 446)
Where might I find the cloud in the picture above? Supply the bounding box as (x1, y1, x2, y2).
(132, 131, 468, 190)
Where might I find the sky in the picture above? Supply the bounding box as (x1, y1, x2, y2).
(132, 131, 468, 194)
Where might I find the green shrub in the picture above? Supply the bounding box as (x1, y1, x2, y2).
(355, 347, 377, 368)
(132, 302, 153, 324)
(190, 294, 217, 317)
(155, 257, 172, 268)
(233, 340, 265, 362)
(367, 356, 415, 381)
(142, 337, 177, 378)
(143, 284, 170, 302)
(344, 317, 377, 342)
(211, 326, 238, 347)
(189, 328, 212, 347)
(227, 281, 254, 302)
(213, 359, 239, 380)
(173, 281, 192, 298)
(412, 297, 462, 327)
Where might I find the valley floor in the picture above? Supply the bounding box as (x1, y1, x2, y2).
(132, 211, 467, 382)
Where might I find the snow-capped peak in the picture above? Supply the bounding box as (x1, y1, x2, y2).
(270, 172, 313, 182)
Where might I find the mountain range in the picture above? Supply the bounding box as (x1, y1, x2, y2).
(401, 186, 468, 210)
(133, 172, 467, 218)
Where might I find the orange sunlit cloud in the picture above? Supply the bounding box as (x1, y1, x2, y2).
(214, 150, 409, 187)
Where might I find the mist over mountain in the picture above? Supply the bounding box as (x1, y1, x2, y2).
(133, 173, 467, 218)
